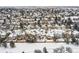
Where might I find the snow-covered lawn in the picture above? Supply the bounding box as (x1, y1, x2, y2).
(0, 43, 79, 53)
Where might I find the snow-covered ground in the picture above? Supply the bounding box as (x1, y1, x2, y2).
(0, 43, 79, 53)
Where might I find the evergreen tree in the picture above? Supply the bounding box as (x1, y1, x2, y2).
(67, 18, 72, 25)
(2, 41, 7, 48)
(22, 51, 25, 53)
(73, 23, 79, 31)
(43, 47, 48, 53)
(75, 39, 79, 45)
(71, 37, 76, 44)
(38, 20, 41, 27)
(53, 33, 57, 42)
(20, 9, 25, 16)
(10, 41, 15, 48)
(20, 22, 24, 29)
(0, 33, 10, 44)
(65, 38, 69, 44)
(2, 19, 6, 25)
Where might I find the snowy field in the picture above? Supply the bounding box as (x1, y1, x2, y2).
(0, 43, 79, 53)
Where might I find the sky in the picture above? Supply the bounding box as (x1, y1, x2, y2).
(0, 0, 79, 6)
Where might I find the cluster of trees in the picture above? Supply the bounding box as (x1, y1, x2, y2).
(71, 37, 79, 45)
(34, 47, 48, 53)
(74, 23, 79, 31)
(2, 41, 15, 48)
(0, 33, 15, 48)
(53, 46, 72, 53)
(34, 46, 73, 53)
(49, 30, 79, 45)
(26, 34, 37, 43)
(0, 33, 10, 47)
(64, 35, 79, 45)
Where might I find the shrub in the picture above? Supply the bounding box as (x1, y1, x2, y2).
(66, 47, 72, 53)
(34, 49, 42, 53)
(43, 47, 48, 53)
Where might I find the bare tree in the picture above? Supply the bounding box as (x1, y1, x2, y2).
(34, 49, 42, 53)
